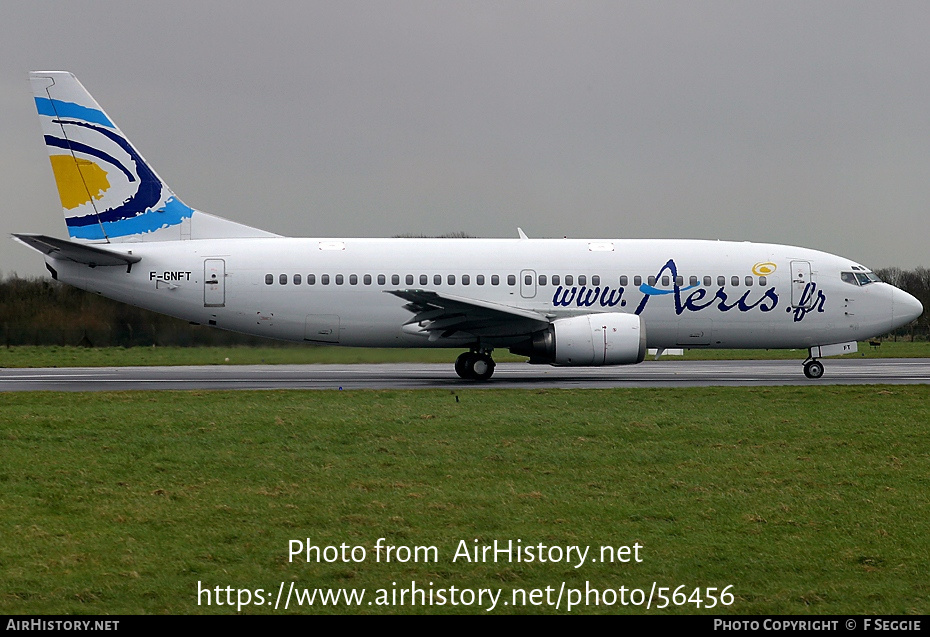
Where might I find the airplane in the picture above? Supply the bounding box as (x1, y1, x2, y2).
(14, 71, 924, 381)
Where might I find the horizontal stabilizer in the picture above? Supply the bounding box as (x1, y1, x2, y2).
(12, 233, 140, 267)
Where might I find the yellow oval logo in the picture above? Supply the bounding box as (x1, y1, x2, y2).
(752, 262, 777, 276)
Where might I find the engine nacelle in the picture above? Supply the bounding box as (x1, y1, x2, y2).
(510, 313, 647, 366)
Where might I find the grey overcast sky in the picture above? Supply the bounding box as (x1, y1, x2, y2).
(2, 1, 929, 278)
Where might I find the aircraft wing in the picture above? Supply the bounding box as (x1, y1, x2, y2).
(12, 233, 141, 267)
(387, 289, 550, 341)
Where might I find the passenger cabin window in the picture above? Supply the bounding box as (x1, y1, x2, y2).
(279, 274, 288, 285)
(759, 276, 767, 286)
(448, 274, 455, 285)
(552, 275, 560, 286)
(745, 276, 753, 286)
(377, 274, 385, 285)
(634, 276, 642, 286)
(420, 275, 428, 285)
(406, 275, 414, 285)
(265, 274, 273, 285)
(308, 274, 316, 285)
(579, 275, 587, 286)
(477, 275, 485, 285)
(731, 276, 739, 287)
(294, 274, 302, 285)
(392, 274, 400, 285)
(539, 275, 547, 286)
(462, 274, 470, 285)
(703, 276, 711, 286)
(525, 274, 532, 286)
(350, 274, 358, 285)
(363, 274, 371, 285)
(619, 275, 628, 286)
(592, 275, 600, 286)
(336, 274, 344, 285)
(434, 274, 442, 285)
(565, 275, 573, 286)
(321, 274, 330, 285)
(508, 275, 516, 286)
(717, 276, 725, 286)
(690, 276, 698, 286)
(491, 275, 500, 286)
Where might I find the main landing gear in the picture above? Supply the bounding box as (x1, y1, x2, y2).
(455, 349, 496, 381)
(803, 358, 825, 380)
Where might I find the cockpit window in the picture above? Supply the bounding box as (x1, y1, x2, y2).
(842, 270, 882, 286)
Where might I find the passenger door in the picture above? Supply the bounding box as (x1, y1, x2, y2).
(790, 260, 813, 309)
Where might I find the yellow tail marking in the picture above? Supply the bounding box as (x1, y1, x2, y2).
(49, 154, 110, 210)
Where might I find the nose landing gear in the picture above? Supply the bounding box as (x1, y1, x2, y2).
(455, 349, 496, 381)
(803, 358, 824, 379)
(801, 342, 860, 379)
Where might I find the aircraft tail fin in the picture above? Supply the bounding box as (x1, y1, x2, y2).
(29, 71, 277, 242)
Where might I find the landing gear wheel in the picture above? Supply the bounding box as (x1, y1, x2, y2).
(803, 359, 824, 379)
(454, 353, 472, 379)
(454, 351, 496, 380)
(470, 354, 496, 381)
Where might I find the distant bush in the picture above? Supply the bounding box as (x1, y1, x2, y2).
(0, 276, 280, 348)
(392, 232, 477, 238)
(875, 267, 930, 340)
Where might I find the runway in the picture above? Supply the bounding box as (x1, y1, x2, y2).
(3, 358, 930, 391)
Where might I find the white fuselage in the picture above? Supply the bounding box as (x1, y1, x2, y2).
(48, 237, 914, 352)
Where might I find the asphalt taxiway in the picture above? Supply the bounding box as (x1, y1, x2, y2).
(2, 359, 930, 391)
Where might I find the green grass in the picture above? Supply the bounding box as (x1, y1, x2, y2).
(1, 387, 929, 614)
(1, 340, 928, 368)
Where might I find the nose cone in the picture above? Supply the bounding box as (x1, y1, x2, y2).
(892, 286, 923, 328)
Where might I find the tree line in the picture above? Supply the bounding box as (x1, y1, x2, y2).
(0, 276, 276, 347)
(0, 268, 927, 348)
(874, 267, 930, 338)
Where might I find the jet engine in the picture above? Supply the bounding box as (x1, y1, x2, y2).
(510, 313, 647, 366)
